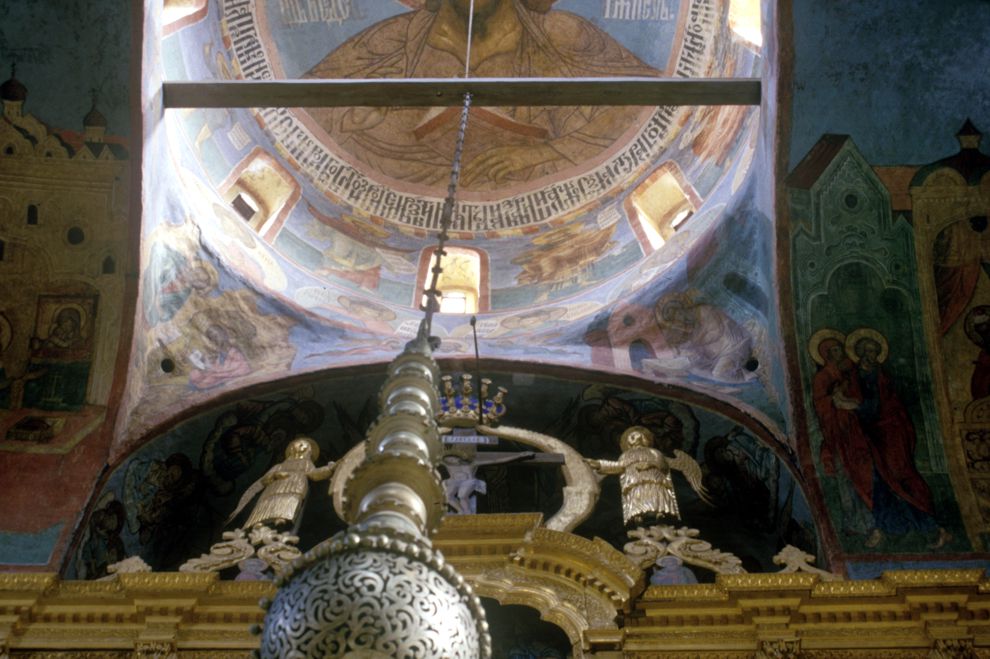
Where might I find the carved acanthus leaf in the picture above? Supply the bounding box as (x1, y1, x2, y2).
(623, 525, 745, 575)
(773, 545, 840, 581)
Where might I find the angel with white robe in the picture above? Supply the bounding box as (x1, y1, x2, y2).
(226, 437, 334, 534)
(587, 426, 711, 526)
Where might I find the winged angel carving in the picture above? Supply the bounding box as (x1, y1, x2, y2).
(587, 426, 711, 525)
(226, 437, 335, 533)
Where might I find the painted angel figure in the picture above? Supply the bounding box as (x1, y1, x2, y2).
(587, 426, 711, 526)
(226, 437, 334, 534)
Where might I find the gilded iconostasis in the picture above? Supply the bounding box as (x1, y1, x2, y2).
(2, 0, 990, 595)
(68, 373, 816, 579)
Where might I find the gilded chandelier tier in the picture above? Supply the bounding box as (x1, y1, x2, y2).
(258, 76, 489, 656)
(258, 327, 491, 657)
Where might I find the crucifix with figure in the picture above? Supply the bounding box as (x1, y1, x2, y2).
(441, 429, 564, 514)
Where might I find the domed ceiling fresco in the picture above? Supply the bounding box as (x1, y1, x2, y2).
(123, 0, 778, 455)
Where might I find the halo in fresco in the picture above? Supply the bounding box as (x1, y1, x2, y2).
(221, 0, 728, 232)
(807, 328, 845, 367)
(844, 327, 889, 365)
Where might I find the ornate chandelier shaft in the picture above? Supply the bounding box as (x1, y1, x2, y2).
(342, 327, 446, 536)
(260, 329, 490, 657)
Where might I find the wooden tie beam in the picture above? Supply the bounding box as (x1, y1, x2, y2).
(163, 77, 761, 108)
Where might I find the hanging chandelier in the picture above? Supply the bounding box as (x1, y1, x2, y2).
(255, 4, 490, 656)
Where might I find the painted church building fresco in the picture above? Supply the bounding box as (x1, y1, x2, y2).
(787, 135, 967, 556)
(0, 3, 131, 569)
(910, 122, 990, 548)
(0, 71, 129, 451)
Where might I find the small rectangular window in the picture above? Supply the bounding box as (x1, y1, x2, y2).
(231, 193, 258, 222)
(440, 290, 469, 314)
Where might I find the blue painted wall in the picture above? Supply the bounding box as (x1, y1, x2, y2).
(789, 0, 990, 168)
(0, 1, 131, 134)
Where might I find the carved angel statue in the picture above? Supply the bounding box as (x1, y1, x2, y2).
(226, 437, 335, 533)
(587, 426, 711, 526)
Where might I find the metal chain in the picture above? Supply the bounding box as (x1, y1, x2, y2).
(422, 0, 475, 334)
(423, 91, 472, 334)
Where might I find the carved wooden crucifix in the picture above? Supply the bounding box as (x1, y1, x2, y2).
(440, 429, 564, 514)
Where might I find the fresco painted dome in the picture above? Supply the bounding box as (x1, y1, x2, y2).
(83, 103, 108, 128)
(125, 0, 779, 452)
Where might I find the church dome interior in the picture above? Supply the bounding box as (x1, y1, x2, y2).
(2, 0, 990, 656)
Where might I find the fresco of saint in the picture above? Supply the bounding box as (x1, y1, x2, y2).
(23, 297, 98, 411)
(511, 221, 617, 287)
(188, 323, 252, 390)
(653, 292, 757, 383)
(810, 328, 950, 550)
(845, 330, 949, 549)
(303, 0, 659, 191)
(932, 216, 990, 335)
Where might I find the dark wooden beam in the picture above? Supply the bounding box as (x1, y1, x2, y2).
(163, 77, 761, 109)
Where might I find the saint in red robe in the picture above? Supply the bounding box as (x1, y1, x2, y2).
(854, 366, 935, 518)
(812, 344, 874, 509)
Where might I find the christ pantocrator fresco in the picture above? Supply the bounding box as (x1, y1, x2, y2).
(303, 0, 659, 192)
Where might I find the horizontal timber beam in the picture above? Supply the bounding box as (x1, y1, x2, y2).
(163, 77, 761, 109)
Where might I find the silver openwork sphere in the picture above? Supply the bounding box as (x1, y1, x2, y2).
(259, 533, 489, 658)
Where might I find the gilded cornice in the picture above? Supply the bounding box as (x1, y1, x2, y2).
(631, 569, 990, 656)
(881, 568, 985, 588)
(0, 575, 57, 592)
(718, 572, 820, 591)
(435, 512, 642, 612)
(812, 579, 897, 597)
(0, 573, 270, 654)
(2, 565, 990, 656)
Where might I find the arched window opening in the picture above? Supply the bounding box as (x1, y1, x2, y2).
(0, 239, 5, 262)
(629, 166, 697, 251)
(729, 0, 763, 48)
(421, 247, 482, 315)
(26, 204, 38, 225)
(222, 150, 299, 236)
(102, 255, 116, 274)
